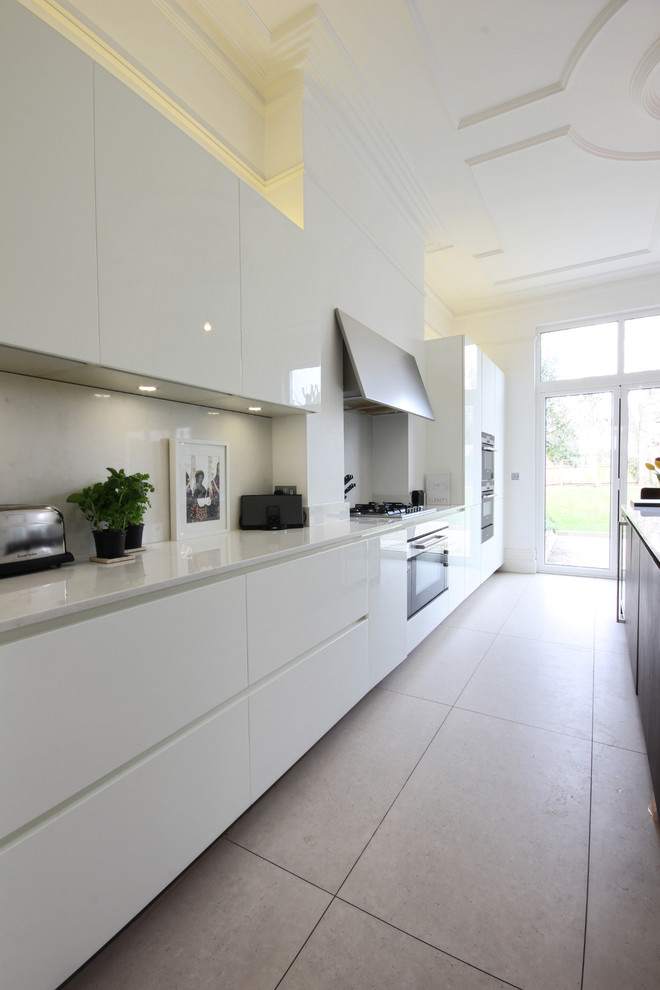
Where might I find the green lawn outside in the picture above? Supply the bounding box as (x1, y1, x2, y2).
(545, 485, 610, 532)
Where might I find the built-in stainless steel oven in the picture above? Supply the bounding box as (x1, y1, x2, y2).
(481, 432, 495, 543)
(481, 432, 495, 489)
(481, 489, 494, 543)
(407, 521, 449, 618)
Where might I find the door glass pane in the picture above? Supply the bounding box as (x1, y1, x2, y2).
(624, 316, 660, 373)
(544, 392, 611, 568)
(626, 387, 660, 502)
(540, 323, 618, 382)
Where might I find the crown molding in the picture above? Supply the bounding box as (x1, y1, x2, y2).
(303, 8, 453, 253)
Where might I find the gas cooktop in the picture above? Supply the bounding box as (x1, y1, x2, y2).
(350, 501, 425, 517)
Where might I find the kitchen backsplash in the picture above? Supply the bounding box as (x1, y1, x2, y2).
(0, 371, 273, 558)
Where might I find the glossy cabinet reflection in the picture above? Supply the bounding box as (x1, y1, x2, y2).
(0, 1, 99, 363)
(239, 183, 320, 409)
(94, 67, 243, 394)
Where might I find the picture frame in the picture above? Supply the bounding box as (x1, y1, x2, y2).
(169, 438, 229, 540)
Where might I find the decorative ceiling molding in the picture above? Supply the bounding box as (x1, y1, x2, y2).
(151, 0, 265, 112)
(466, 127, 571, 167)
(631, 36, 660, 119)
(480, 247, 652, 288)
(466, 124, 660, 168)
(456, 0, 627, 129)
(303, 7, 454, 252)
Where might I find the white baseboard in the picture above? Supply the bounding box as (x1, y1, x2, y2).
(501, 547, 537, 574)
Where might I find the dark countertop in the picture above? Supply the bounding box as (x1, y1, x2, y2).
(623, 503, 660, 566)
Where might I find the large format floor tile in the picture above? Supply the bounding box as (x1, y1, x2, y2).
(278, 898, 513, 990)
(442, 574, 528, 634)
(499, 575, 597, 649)
(339, 707, 592, 990)
(61, 840, 331, 990)
(228, 687, 450, 893)
(582, 743, 660, 990)
(457, 633, 594, 739)
(381, 624, 494, 706)
(593, 649, 647, 752)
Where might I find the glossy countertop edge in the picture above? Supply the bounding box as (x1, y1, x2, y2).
(0, 507, 454, 636)
(622, 503, 660, 566)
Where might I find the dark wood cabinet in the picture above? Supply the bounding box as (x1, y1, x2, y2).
(637, 542, 660, 801)
(623, 521, 641, 689)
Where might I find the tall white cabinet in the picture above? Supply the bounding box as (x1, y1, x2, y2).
(94, 68, 243, 395)
(425, 336, 505, 589)
(0, 0, 99, 363)
(239, 183, 320, 409)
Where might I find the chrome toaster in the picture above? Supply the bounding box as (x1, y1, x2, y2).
(0, 504, 74, 577)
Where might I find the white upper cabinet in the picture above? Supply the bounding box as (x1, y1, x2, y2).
(425, 335, 482, 507)
(94, 67, 242, 394)
(0, 1, 99, 362)
(239, 183, 320, 409)
(481, 353, 496, 434)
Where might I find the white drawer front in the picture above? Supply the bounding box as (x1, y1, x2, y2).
(249, 622, 369, 801)
(247, 542, 368, 682)
(0, 576, 247, 838)
(0, 699, 249, 990)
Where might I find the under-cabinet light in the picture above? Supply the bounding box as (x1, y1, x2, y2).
(138, 385, 157, 392)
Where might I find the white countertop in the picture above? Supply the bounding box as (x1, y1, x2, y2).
(0, 508, 448, 636)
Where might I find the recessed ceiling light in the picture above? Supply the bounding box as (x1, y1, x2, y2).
(138, 385, 157, 392)
(203, 321, 212, 333)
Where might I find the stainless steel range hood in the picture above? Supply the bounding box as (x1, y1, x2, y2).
(336, 308, 435, 420)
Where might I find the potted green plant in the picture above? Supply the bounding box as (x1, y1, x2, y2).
(67, 468, 154, 558)
(112, 469, 155, 550)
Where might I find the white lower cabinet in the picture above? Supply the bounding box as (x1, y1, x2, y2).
(368, 530, 407, 686)
(246, 542, 368, 682)
(0, 699, 250, 990)
(481, 496, 504, 582)
(447, 507, 466, 612)
(248, 623, 369, 801)
(464, 504, 483, 599)
(0, 576, 248, 839)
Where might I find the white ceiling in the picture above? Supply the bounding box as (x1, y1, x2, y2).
(52, 0, 660, 316)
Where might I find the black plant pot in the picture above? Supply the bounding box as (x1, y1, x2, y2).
(93, 529, 127, 559)
(124, 524, 145, 551)
(640, 488, 660, 500)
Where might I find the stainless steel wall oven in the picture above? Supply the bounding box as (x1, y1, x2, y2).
(481, 432, 495, 544)
(407, 521, 449, 618)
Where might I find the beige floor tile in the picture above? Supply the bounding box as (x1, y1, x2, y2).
(593, 650, 647, 752)
(279, 899, 513, 990)
(60, 839, 331, 990)
(457, 633, 594, 739)
(339, 708, 591, 990)
(442, 586, 521, 634)
(381, 624, 494, 705)
(228, 688, 450, 893)
(582, 743, 660, 990)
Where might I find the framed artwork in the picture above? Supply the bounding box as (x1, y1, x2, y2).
(169, 438, 229, 540)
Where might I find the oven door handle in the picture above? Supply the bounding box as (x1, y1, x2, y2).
(410, 534, 448, 551)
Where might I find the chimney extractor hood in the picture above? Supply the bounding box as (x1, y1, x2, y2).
(335, 308, 435, 420)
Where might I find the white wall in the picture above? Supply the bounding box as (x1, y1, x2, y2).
(301, 92, 428, 511)
(0, 371, 272, 558)
(453, 272, 660, 571)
